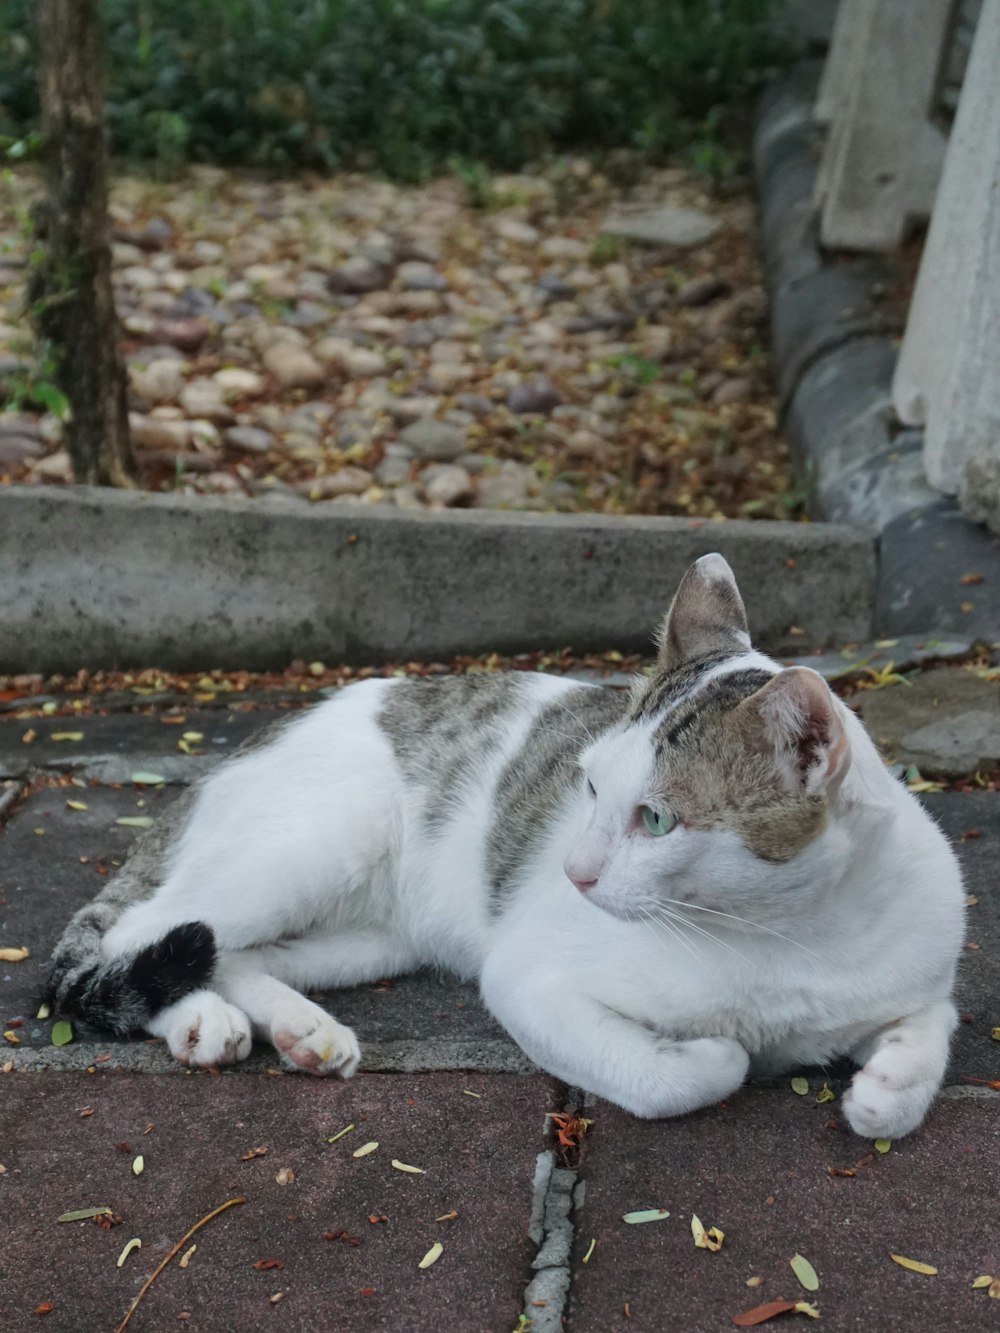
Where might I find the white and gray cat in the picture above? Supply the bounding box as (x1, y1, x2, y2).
(46, 555, 965, 1138)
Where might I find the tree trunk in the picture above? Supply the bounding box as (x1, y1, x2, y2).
(30, 0, 137, 487)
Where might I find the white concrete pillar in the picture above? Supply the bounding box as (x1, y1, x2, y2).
(816, 0, 953, 252)
(893, 0, 1000, 497)
(815, 0, 870, 125)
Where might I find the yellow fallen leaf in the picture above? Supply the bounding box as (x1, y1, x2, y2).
(874, 1139, 891, 1154)
(417, 1241, 443, 1270)
(179, 1244, 197, 1269)
(66, 800, 88, 811)
(36, 1003, 50, 1020)
(890, 1254, 937, 1275)
(132, 1155, 144, 1176)
(51, 732, 84, 741)
(972, 1275, 993, 1289)
(352, 1141, 378, 1159)
(182, 731, 204, 742)
(21, 729, 36, 744)
(746, 1276, 764, 1289)
(791, 1077, 809, 1096)
(794, 1302, 821, 1319)
(992, 1028, 1000, 1041)
(3, 1030, 20, 1045)
(790, 1253, 819, 1291)
(0, 947, 29, 963)
(990, 1280, 1000, 1299)
(815, 1084, 836, 1104)
(116, 1237, 141, 1267)
(582, 1238, 597, 1264)
(691, 1214, 724, 1251)
(326, 1123, 355, 1143)
(391, 1159, 426, 1174)
(275, 1166, 295, 1184)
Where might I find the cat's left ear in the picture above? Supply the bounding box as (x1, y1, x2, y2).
(749, 667, 851, 797)
(657, 553, 750, 668)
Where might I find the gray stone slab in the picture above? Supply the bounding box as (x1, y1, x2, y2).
(771, 265, 901, 405)
(878, 500, 1000, 638)
(0, 487, 877, 672)
(779, 633, 977, 682)
(0, 706, 287, 782)
(784, 338, 898, 492)
(858, 669, 1000, 777)
(2, 1071, 558, 1333)
(570, 1092, 1000, 1333)
(816, 432, 940, 531)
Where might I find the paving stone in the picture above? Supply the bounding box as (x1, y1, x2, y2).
(779, 633, 977, 682)
(3, 1070, 558, 1333)
(878, 499, 1000, 640)
(0, 706, 287, 782)
(570, 1092, 1000, 1333)
(857, 669, 1000, 777)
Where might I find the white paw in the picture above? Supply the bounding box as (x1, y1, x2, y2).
(149, 989, 253, 1068)
(843, 1048, 941, 1139)
(270, 1001, 360, 1078)
(633, 1036, 750, 1118)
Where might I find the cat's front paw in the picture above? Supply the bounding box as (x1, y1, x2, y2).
(631, 1035, 750, 1119)
(272, 1006, 361, 1078)
(150, 989, 252, 1068)
(842, 1054, 942, 1139)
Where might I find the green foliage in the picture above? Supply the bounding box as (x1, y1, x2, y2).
(0, 0, 779, 178)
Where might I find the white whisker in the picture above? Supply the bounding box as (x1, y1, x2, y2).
(660, 898, 824, 963)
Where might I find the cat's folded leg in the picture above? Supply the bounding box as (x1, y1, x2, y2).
(842, 998, 957, 1139)
(481, 964, 748, 1118)
(213, 953, 361, 1077)
(146, 989, 252, 1068)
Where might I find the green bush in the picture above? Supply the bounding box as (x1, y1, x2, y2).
(0, 0, 778, 178)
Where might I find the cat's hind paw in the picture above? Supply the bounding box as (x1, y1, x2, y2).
(149, 989, 252, 1068)
(272, 1008, 361, 1078)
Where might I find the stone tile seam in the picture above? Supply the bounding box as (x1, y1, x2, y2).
(519, 1086, 583, 1333)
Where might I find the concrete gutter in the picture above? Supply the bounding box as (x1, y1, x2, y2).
(755, 63, 1000, 638)
(0, 485, 875, 672)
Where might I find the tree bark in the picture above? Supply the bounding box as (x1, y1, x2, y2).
(30, 0, 137, 487)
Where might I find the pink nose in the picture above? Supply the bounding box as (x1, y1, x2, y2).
(567, 870, 599, 893)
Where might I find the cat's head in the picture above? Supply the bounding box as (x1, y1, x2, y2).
(565, 553, 853, 928)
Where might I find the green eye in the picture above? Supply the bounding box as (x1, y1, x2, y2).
(640, 805, 676, 836)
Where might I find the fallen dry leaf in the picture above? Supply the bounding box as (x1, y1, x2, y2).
(790, 1254, 819, 1292)
(34, 1303, 54, 1316)
(116, 1238, 142, 1268)
(391, 1159, 425, 1174)
(890, 1254, 937, 1275)
(352, 1141, 378, 1159)
(545, 1111, 594, 1151)
(790, 1077, 809, 1096)
(418, 1241, 443, 1270)
(274, 1167, 295, 1185)
(692, 1214, 724, 1251)
(240, 1146, 268, 1161)
(178, 1245, 196, 1269)
(732, 1300, 798, 1326)
(0, 946, 29, 962)
(253, 1259, 285, 1271)
(323, 1230, 361, 1246)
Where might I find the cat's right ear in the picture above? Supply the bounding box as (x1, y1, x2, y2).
(656, 553, 750, 668)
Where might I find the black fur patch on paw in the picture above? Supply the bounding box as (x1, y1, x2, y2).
(125, 922, 216, 1012)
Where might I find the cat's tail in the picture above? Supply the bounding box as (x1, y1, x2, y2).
(45, 912, 216, 1037)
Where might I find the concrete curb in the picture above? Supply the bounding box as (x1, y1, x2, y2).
(0, 485, 875, 671)
(754, 64, 1000, 638)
